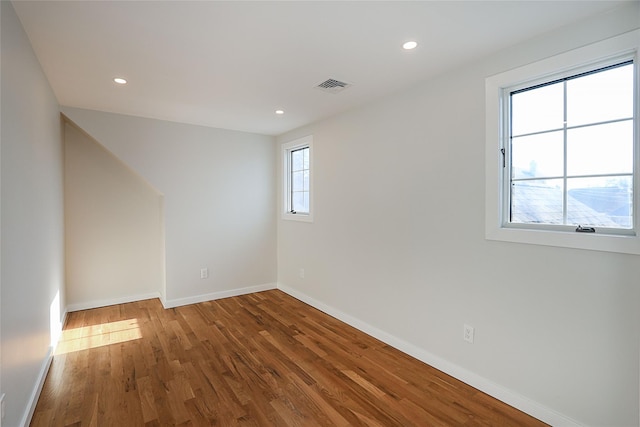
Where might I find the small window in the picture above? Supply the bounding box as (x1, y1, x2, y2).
(282, 136, 313, 222)
(485, 30, 640, 254)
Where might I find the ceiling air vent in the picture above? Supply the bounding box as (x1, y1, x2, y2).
(314, 78, 352, 94)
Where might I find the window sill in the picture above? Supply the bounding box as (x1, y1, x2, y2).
(485, 225, 640, 255)
(282, 212, 313, 223)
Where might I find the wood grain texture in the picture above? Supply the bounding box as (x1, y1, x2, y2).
(31, 290, 547, 426)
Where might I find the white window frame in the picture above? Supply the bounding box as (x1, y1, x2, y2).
(485, 30, 640, 254)
(282, 135, 313, 222)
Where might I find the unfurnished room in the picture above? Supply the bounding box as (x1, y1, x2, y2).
(1, 1, 639, 426)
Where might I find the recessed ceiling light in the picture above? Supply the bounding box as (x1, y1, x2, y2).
(403, 41, 418, 50)
(275, 110, 284, 115)
(113, 77, 127, 84)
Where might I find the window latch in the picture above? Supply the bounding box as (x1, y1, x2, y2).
(575, 225, 596, 233)
(500, 148, 506, 168)
(290, 210, 297, 214)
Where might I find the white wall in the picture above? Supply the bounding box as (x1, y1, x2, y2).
(64, 121, 164, 310)
(1, 2, 65, 426)
(61, 107, 277, 307)
(277, 4, 640, 427)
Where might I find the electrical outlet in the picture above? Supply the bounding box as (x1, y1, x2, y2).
(299, 268, 305, 279)
(200, 268, 208, 279)
(463, 324, 475, 343)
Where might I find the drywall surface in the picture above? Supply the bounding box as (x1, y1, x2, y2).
(277, 4, 640, 427)
(64, 122, 163, 309)
(1, 2, 65, 426)
(61, 107, 277, 306)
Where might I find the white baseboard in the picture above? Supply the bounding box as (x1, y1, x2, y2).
(21, 306, 68, 426)
(20, 347, 54, 427)
(66, 283, 279, 312)
(162, 282, 277, 309)
(52, 308, 68, 353)
(277, 283, 583, 427)
(66, 292, 162, 312)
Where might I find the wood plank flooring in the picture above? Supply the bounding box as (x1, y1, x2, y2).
(31, 290, 547, 426)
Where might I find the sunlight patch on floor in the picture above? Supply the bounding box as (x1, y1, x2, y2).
(55, 318, 142, 355)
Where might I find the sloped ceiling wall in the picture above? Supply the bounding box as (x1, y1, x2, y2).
(64, 119, 164, 309)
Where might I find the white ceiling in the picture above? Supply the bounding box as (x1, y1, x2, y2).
(12, 1, 630, 136)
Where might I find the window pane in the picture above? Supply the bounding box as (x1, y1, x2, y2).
(303, 170, 309, 192)
(303, 148, 309, 169)
(567, 63, 633, 127)
(511, 131, 564, 179)
(511, 82, 564, 136)
(292, 149, 304, 171)
(292, 191, 307, 212)
(292, 192, 302, 211)
(303, 192, 309, 213)
(567, 176, 632, 228)
(511, 179, 564, 224)
(567, 120, 633, 176)
(292, 171, 304, 191)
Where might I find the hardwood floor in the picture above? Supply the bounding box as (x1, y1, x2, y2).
(31, 290, 547, 426)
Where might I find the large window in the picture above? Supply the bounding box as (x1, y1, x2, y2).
(508, 61, 633, 232)
(282, 136, 313, 222)
(485, 30, 640, 254)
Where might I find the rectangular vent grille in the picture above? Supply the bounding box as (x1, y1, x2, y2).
(315, 78, 352, 93)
